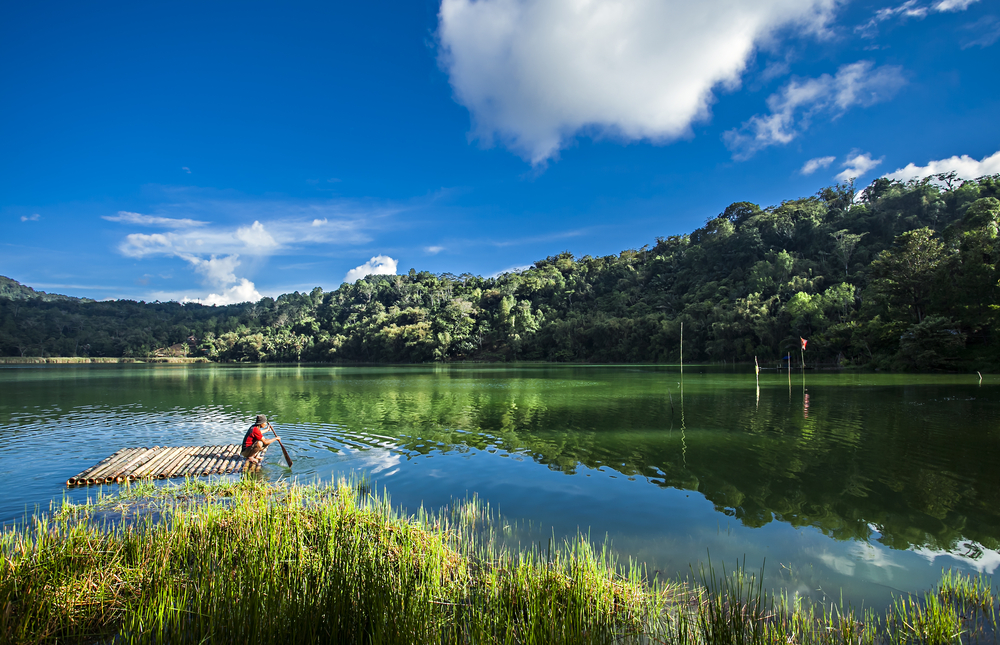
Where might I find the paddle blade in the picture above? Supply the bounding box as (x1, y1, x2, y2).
(268, 422, 293, 467)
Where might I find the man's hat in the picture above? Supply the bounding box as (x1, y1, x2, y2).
(255, 414, 268, 425)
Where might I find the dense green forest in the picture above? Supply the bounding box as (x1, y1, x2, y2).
(3, 175, 999, 369)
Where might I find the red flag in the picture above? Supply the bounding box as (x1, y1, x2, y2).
(800, 337, 808, 351)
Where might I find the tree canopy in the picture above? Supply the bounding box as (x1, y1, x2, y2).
(3, 174, 999, 370)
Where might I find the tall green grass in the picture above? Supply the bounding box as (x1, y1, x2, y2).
(1, 479, 997, 644)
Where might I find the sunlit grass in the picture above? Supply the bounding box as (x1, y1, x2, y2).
(1, 479, 997, 644)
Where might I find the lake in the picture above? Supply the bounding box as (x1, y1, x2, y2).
(1, 363, 997, 608)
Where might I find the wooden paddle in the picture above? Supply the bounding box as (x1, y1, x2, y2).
(268, 422, 293, 467)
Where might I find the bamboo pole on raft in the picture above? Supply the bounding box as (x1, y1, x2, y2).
(83, 448, 143, 485)
(86, 447, 150, 485)
(67, 449, 126, 486)
(110, 447, 159, 483)
(131, 447, 181, 480)
(165, 446, 201, 479)
(158, 447, 196, 479)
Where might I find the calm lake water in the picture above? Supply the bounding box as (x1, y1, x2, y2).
(2, 363, 997, 607)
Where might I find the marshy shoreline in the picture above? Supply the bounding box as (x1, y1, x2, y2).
(1, 479, 997, 644)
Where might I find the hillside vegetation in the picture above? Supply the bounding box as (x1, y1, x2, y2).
(2, 175, 999, 369)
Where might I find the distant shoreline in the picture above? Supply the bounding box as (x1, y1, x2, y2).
(0, 356, 210, 364)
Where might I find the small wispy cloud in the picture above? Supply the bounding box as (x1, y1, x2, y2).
(344, 255, 398, 283)
(492, 228, 589, 248)
(182, 166, 192, 174)
(311, 218, 328, 226)
(857, 0, 980, 37)
(724, 61, 905, 159)
(934, 0, 980, 12)
(103, 211, 208, 228)
(801, 156, 836, 175)
(20, 213, 41, 222)
(836, 151, 884, 181)
(424, 245, 445, 255)
(961, 15, 1000, 48)
(856, 0, 928, 37)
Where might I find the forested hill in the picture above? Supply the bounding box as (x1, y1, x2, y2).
(0, 276, 91, 303)
(3, 175, 999, 369)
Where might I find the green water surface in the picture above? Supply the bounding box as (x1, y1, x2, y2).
(1, 363, 997, 607)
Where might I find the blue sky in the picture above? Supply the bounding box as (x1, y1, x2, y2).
(2, 0, 998, 303)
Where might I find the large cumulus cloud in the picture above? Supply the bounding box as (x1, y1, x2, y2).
(438, 0, 838, 164)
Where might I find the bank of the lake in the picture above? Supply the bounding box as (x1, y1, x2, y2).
(3, 479, 997, 645)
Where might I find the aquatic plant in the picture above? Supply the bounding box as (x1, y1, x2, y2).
(1, 479, 997, 644)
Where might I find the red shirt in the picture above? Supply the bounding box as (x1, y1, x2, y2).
(243, 425, 264, 448)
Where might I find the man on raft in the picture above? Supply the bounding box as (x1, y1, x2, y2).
(241, 415, 281, 465)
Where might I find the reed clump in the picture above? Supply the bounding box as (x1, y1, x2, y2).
(1, 479, 997, 645)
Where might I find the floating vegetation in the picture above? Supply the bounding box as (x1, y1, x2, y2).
(1, 479, 997, 644)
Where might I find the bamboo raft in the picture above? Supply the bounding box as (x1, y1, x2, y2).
(66, 444, 267, 487)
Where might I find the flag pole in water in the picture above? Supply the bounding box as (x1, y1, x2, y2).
(800, 337, 808, 369)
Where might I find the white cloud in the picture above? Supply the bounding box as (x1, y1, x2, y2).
(911, 541, 1000, 574)
(184, 254, 241, 288)
(181, 166, 192, 174)
(857, 0, 928, 37)
(234, 221, 278, 251)
(108, 191, 408, 303)
(117, 216, 370, 259)
(344, 255, 398, 283)
(800, 156, 836, 175)
(835, 151, 883, 181)
(438, 0, 838, 165)
(425, 245, 445, 254)
(883, 149, 1000, 182)
(103, 211, 208, 228)
(725, 61, 905, 159)
(489, 265, 531, 278)
(934, 0, 980, 12)
(185, 278, 263, 306)
(20, 213, 41, 222)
